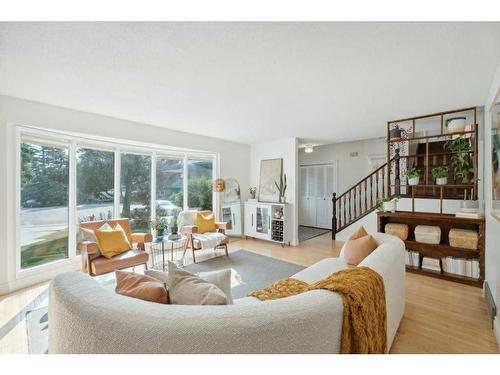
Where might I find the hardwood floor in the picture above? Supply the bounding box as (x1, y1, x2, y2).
(0, 233, 498, 354)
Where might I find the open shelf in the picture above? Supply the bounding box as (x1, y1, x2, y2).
(405, 265, 482, 287)
(388, 129, 476, 143)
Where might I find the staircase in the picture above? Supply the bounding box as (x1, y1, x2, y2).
(331, 157, 395, 240)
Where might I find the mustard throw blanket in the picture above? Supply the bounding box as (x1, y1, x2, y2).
(248, 266, 387, 354)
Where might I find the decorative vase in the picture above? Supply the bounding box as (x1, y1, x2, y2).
(436, 177, 447, 185)
(447, 117, 466, 133)
(408, 177, 420, 186)
(156, 228, 164, 239)
(383, 200, 396, 212)
(170, 225, 178, 235)
(460, 200, 479, 210)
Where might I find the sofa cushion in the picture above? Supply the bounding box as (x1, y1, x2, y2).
(167, 261, 228, 305)
(90, 249, 148, 275)
(343, 234, 378, 266)
(146, 267, 233, 304)
(292, 258, 349, 284)
(115, 270, 168, 304)
(94, 224, 132, 259)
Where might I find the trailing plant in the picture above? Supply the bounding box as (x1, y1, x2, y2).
(431, 166, 448, 179)
(375, 196, 400, 211)
(405, 167, 422, 179)
(444, 137, 477, 184)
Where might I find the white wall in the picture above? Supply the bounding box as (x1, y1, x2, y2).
(299, 138, 386, 193)
(250, 137, 299, 245)
(484, 60, 500, 345)
(0, 95, 251, 294)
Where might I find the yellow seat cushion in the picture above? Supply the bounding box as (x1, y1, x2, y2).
(195, 212, 216, 234)
(94, 223, 132, 259)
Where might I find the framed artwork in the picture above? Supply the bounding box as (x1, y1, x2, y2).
(223, 178, 241, 203)
(258, 158, 283, 203)
(491, 102, 500, 220)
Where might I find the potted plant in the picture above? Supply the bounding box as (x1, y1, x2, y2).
(151, 217, 167, 239)
(249, 187, 257, 200)
(169, 210, 179, 235)
(376, 196, 400, 212)
(274, 173, 287, 203)
(431, 166, 448, 185)
(444, 137, 477, 184)
(406, 167, 421, 186)
(389, 125, 402, 140)
(445, 117, 466, 133)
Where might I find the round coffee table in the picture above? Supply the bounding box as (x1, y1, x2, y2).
(149, 235, 187, 272)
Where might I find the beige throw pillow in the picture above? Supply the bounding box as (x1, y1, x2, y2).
(349, 226, 368, 241)
(115, 270, 169, 304)
(145, 267, 233, 304)
(343, 234, 378, 266)
(166, 262, 228, 305)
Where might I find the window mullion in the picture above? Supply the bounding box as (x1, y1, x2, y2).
(114, 148, 121, 218)
(151, 152, 157, 221)
(183, 154, 188, 210)
(69, 140, 77, 260)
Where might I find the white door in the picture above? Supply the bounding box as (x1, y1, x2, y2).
(306, 167, 317, 226)
(299, 167, 309, 226)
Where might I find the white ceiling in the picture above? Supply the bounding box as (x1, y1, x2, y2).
(1, 22, 499, 145)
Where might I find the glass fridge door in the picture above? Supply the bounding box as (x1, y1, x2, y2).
(222, 207, 233, 225)
(256, 207, 269, 234)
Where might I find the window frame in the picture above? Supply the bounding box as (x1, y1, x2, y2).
(15, 125, 218, 277)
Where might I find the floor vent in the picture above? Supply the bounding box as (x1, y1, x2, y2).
(485, 282, 497, 329)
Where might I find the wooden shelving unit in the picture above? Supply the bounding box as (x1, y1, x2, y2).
(387, 107, 479, 201)
(377, 211, 485, 287)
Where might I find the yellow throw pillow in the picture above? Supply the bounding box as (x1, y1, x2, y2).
(195, 212, 216, 234)
(94, 223, 132, 259)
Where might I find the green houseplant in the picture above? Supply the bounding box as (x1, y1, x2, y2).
(444, 137, 477, 184)
(406, 167, 422, 186)
(151, 217, 168, 239)
(431, 166, 448, 185)
(376, 196, 400, 212)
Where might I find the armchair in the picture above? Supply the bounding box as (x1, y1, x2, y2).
(78, 218, 151, 276)
(178, 210, 232, 263)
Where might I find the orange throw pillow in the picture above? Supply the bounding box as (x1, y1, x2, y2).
(115, 270, 169, 304)
(349, 226, 368, 241)
(344, 234, 378, 266)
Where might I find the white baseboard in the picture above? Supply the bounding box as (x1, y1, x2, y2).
(0, 259, 80, 295)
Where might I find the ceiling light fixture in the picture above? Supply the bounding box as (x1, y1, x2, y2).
(304, 145, 314, 153)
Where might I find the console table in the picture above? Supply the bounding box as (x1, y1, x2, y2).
(377, 211, 485, 287)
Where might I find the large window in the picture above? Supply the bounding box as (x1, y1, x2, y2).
(20, 142, 69, 269)
(156, 157, 183, 220)
(120, 153, 152, 232)
(77, 147, 115, 222)
(17, 128, 216, 272)
(187, 158, 213, 210)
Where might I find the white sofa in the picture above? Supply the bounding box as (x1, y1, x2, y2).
(48, 232, 405, 354)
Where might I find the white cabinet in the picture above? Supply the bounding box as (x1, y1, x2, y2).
(244, 202, 291, 245)
(221, 202, 243, 237)
(299, 164, 335, 229)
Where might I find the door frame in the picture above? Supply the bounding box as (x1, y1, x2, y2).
(298, 161, 338, 229)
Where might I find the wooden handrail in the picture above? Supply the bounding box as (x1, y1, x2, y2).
(336, 156, 394, 202)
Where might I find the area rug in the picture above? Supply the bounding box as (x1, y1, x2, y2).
(184, 250, 304, 298)
(26, 307, 49, 354)
(298, 225, 331, 242)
